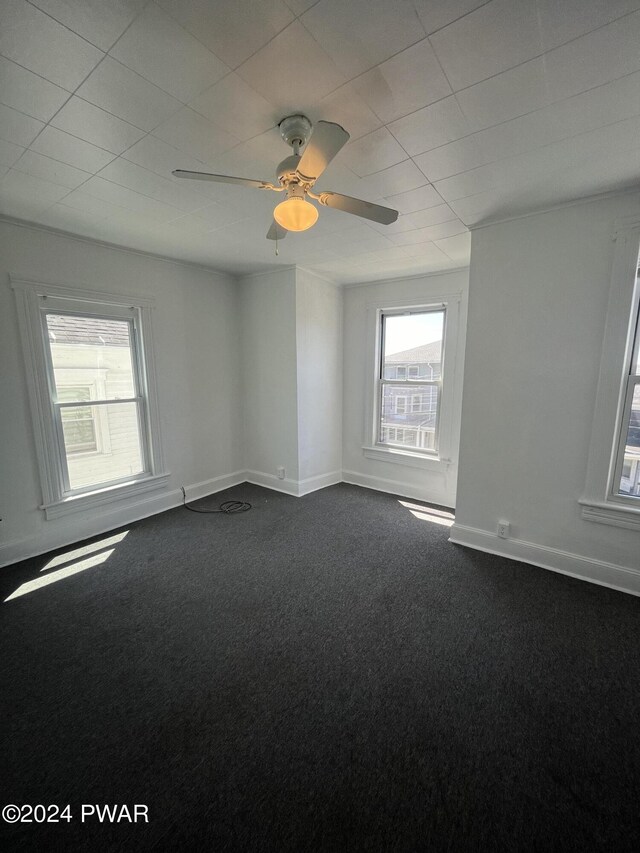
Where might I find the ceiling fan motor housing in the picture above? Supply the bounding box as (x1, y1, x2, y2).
(276, 154, 303, 186)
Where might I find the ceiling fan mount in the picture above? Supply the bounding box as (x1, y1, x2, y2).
(172, 114, 399, 241)
(278, 114, 313, 151)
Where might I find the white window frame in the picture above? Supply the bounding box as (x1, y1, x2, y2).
(13, 277, 169, 520)
(363, 295, 462, 471)
(580, 220, 640, 530)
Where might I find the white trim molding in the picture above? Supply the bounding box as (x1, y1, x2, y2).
(12, 276, 167, 518)
(244, 469, 342, 498)
(0, 471, 246, 569)
(580, 219, 640, 527)
(342, 468, 453, 509)
(449, 523, 640, 597)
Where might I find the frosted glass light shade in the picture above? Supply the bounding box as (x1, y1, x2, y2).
(273, 197, 318, 232)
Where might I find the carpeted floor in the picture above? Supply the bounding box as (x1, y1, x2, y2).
(1, 482, 640, 852)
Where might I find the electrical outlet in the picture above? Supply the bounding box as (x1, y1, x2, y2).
(277, 466, 285, 480)
(497, 520, 510, 539)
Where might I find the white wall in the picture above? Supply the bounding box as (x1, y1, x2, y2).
(239, 267, 300, 486)
(239, 266, 343, 495)
(451, 192, 640, 593)
(342, 270, 469, 508)
(295, 268, 342, 484)
(0, 220, 243, 565)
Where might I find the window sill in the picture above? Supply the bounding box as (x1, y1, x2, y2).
(579, 498, 640, 531)
(41, 472, 171, 520)
(362, 445, 450, 470)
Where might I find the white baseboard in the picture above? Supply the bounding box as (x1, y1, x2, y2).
(0, 471, 246, 568)
(297, 470, 342, 496)
(244, 469, 301, 496)
(342, 468, 454, 509)
(244, 469, 342, 497)
(449, 522, 640, 597)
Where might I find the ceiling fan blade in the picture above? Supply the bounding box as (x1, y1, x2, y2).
(315, 191, 398, 225)
(296, 121, 350, 183)
(172, 169, 277, 190)
(267, 220, 288, 241)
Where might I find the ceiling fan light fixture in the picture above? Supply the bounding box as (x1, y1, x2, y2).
(273, 197, 318, 232)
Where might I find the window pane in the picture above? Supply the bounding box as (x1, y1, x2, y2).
(61, 406, 97, 454)
(46, 314, 136, 401)
(380, 384, 438, 451)
(63, 402, 145, 490)
(618, 385, 640, 496)
(383, 311, 444, 379)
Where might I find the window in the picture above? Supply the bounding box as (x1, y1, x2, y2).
(612, 282, 640, 499)
(378, 309, 445, 454)
(13, 279, 168, 518)
(581, 225, 640, 528)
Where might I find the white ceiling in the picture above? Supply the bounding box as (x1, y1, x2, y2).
(1, 0, 640, 284)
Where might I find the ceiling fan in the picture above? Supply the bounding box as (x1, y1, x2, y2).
(172, 114, 399, 242)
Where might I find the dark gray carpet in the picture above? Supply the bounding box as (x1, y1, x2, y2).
(1, 482, 640, 852)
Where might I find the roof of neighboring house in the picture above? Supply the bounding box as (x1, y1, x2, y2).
(47, 314, 130, 347)
(385, 340, 442, 363)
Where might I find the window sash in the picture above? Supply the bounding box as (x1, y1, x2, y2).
(612, 373, 640, 500)
(376, 307, 446, 455)
(40, 308, 152, 498)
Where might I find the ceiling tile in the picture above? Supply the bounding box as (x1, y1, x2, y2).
(123, 135, 208, 180)
(357, 160, 430, 200)
(0, 0, 104, 90)
(153, 107, 239, 165)
(97, 158, 208, 212)
(355, 39, 452, 123)
(76, 57, 182, 131)
(60, 188, 130, 218)
(367, 213, 418, 235)
(301, 0, 425, 77)
(29, 0, 147, 51)
(385, 183, 443, 213)
(447, 189, 501, 224)
(542, 10, 640, 103)
(472, 70, 640, 163)
(434, 230, 471, 262)
(156, 0, 294, 69)
(0, 103, 44, 147)
(433, 159, 506, 202)
(12, 149, 91, 189)
(0, 168, 70, 210)
(31, 127, 115, 173)
(109, 4, 229, 103)
(412, 0, 491, 35)
(80, 175, 183, 221)
(0, 56, 69, 122)
(455, 56, 548, 130)
(166, 204, 243, 234)
(389, 217, 467, 244)
(407, 202, 459, 228)
(429, 0, 543, 91)
(535, 0, 640, 52)
(0, 138, 24, 168)
(236, 21, 345, 109)
(35, 202, 116, 232)
(388, 96, 470, 156)
(51, 97, 145, 154)
(212, 127, 291, 179)
(189, 74, 277, 142)
(414, 136, 490, 181)
(283, 0, 317, 13)
(314, 83, 382, 140)
(340, 128, 408, 177)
